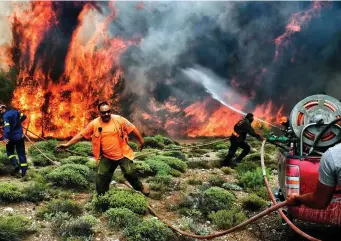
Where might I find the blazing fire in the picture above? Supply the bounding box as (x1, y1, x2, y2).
(0, 1, 327, 138)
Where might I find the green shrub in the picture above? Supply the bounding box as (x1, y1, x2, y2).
(187, 178, 203, 186)
(0, 152, 12, 174)
(128, 141, 138, 151)
(60, 156, 90, 165)
(46, 164, 90, 189)
(123, 218, 174, 241)
(187, 159, 210, 169)
(154, 135, 174, 145)
(85, 159, 97, 170)
(209, 209, 247, 229)
(162, 150, 187, 161)
(217, 150, 228, 160)
(238, 167, 269, 191)
(31, 152, 56, 166)
(144, 137, 165, 149)
(37, 199, 83, 219)
(0, 214, 35, 241)
(222, 183, 243, 191)
(221, 167, 235, 175)
(207, 175, 225, 187)
(28, 140, 57, 157)
(104, 208, 140, 229)
(148, 175, 176, 194)
(58, 215, 99, 240)
(23, 181, 50, 203)
(235, 161, 259, 175)
(88, 189, 147, 214)
(155, 155, 187, 172)
(214, 142, 229, 150)
(255, 186, 271, 201)
(241, 194, 267, 211)
(113, 171, 125, 183)
(145, 157, 176, 176)
(69, 141, 92, 156)
(0, 183, 24, 203)
(133, 161, 153, 177)
(200, 187, 235, 214)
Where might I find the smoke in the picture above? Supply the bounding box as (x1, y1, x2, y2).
(112, 2, 341, 115)
(0, 2, 13, 71)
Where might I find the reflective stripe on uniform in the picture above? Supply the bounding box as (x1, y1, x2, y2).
(20, 163, 28, 167)
(4, 123, 10, 126)
(8, 154, 18, 159)
(20, 113, 23, 117)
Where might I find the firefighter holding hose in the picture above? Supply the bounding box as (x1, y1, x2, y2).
(0, 104, 28, 177)
(222, 113, 263, 167)
(56, 101, 150, 196)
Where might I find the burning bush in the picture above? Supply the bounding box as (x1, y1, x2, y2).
(46, 164, 91, 189)
(241, 193, 268, 211)
(104, 207, 140, 229)
(123, 218, 174, 241)
(87, 188, 147, 214)
(208, 209, 247, 229)
(0, 214, 36, 241)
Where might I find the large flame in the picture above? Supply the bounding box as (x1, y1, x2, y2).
(8, 2, 129, 138)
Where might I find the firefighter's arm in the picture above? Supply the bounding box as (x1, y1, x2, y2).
(56, 133, 83, 149)
(287, 182, 334, 209)
(244, 122, 262, 140)
(2, 114, 10, 141)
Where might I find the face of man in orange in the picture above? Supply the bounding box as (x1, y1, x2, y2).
(99, 104, 111, 123)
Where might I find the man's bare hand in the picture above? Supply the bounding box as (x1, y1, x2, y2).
(287, 193, 301, 206)
(2, 139, 9, 145)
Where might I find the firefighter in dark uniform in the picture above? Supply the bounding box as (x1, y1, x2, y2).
(223, 113, 263, 167)
(0, 104, 28, 177)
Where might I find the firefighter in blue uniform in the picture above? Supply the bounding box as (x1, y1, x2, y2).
(222, 113, 263, 167)
(0, 104, 28, 177)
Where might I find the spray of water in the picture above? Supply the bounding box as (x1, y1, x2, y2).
(182, 65, 281, 129)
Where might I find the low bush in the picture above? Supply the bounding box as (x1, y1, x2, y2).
(145, 155, 186, 176)
(0, 152, 12, 174)
(255, 186, 271, 201)
(123, 218, 174, 241)
(207, 175, 225, 187)
(69, 141, 92, 156)
(148, 175, 177, 194)
(214, 142, 229, 150)
(60, 156, 90, 165)
(104, 207, 140, 229)
(143, 137, 165, 149)
(235, 161, 259, 175)
(37, 199, 83, 219)
(0, 183, 24, 203)
(162, 150, 187, 161)
(28, 140, 57, 157)
(57, 215, 99, 240)
(209, 209, 247, 229)
(241, 194, 267, 211)
(31, 153, 56, 166)
(200, 187, 235, 214)
(0, 214, 35, 241)
(238, 167, 269, 191)
(222, 182, 243, 191)
(46, 164, 90, 189)
(221, 167, 235, 175)
(23, 181, 50, 203)
(88, 188, 147, 214)
(187, 178, 203, 186)
(133, 161, 153, 177)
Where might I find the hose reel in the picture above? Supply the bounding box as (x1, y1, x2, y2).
(289, 94, 341, 149)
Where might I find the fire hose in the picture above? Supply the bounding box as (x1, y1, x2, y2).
(260, 140, 320, 241)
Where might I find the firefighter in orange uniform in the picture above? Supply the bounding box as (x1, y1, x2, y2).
(222, 113, 263, 167)
(57, 101, 150, 196)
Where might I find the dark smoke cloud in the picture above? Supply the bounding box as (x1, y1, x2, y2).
(103, 2, 341, 116)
